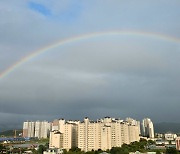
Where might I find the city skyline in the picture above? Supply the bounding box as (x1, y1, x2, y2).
(23, 117, 145, 151)
(0, 0, 180, 130)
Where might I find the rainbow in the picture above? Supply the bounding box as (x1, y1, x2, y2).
(0, 30, 180, 80)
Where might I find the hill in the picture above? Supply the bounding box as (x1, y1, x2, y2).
(0, 129, 22, 137)
(154, 122, 180, 134)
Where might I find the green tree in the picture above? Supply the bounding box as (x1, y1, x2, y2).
(38, 145, 47, 154)
(166, 147, 178, 154)
(63, 149, 68, 154)
(110, 147, 129, 154)
(0, 144, 6, 153)
(156, 150, 161, 154)
(69, 147, 81, 152)
(86, 151, 95, 154)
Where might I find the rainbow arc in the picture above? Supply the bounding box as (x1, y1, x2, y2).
(0, 31, 180, 80)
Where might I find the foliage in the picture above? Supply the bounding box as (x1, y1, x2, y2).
(38, 144, 47, 154)
(32, 149, 38, 154)
(69, 147, 81, 152)
(1, 139, 177, 154)
(166, 147, 178, 154)
(0, 144, 6, 152)
(50, 139, 160, 154)
(110, 146, 129, 154)
(110, 138, 157, 154)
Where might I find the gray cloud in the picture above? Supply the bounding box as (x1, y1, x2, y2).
(0, 0, 180, 130)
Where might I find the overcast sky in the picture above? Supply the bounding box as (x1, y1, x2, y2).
(0, 0, 180, 130)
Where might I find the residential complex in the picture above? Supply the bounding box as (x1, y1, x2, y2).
(23, 121, 35, 138)
(141, 118, 154, 139)
(23, 121, 50, 138)
(49, 117, 140, 152)
(22, 117, 155, 152)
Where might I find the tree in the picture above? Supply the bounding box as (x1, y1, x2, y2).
(110, 147, 129, 154)
(166, 147, 178, 154)
(0, 144, 6, 153)
(38, 145, 47, 154)
(156, 150, 161, 154)
(69, 147, 81, 152)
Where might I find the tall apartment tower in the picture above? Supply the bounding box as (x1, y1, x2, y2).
(111, 122, 121, 148)
(78, 117, 91, 152)
(141, 118, 154, 138)
(101, 125, 111, 150)
(49, 120, 78, 151)
(49, 131, 63, 149)
(23, 121, 35, 138)
(51, 119, 59, 131)
(78, 117, 105, 152)
(35, 121, 50, 138)
(126, 117, 141, 136)
(120, 122, 130, 144)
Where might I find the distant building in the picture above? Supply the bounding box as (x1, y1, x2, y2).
(23, 121, 35, 138)
(43, 148, 63, 154)
(164, 133, 177, 141)
(23, 121, 50, 138)
(141, 118, 154, 139)
(155, 133, 163, 139)
(176, 137, 180, 151)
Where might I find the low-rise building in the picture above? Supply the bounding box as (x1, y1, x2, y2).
(43, 149, 63, 154)
(164, 133, 177, 141)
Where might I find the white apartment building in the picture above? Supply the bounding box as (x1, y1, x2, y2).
(141, 118, 154, 139)
(49, 117, 140, 152)
(129, 125, 140, 143)
(51, 119, 59, 131)
(23, 120, 50, 138)
(78, 118, 103, 151)
(126, 117, 141, 135)
(176, 137, 180, 151)
(120, 122, 130, 144)
(35, 121, 41, 138)
(50, 120, 78, 151)
(23, 121, 35, 138)
(110, 122, 121, 148)
(43, 148, 63, 154)
(101, 125, 112, 151)
(49, 131, 63, 149)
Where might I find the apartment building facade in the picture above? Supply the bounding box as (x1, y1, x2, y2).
(49, 117, 140, 152)
(141, 118, 154, 139)
(23, 120, 50, 138)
